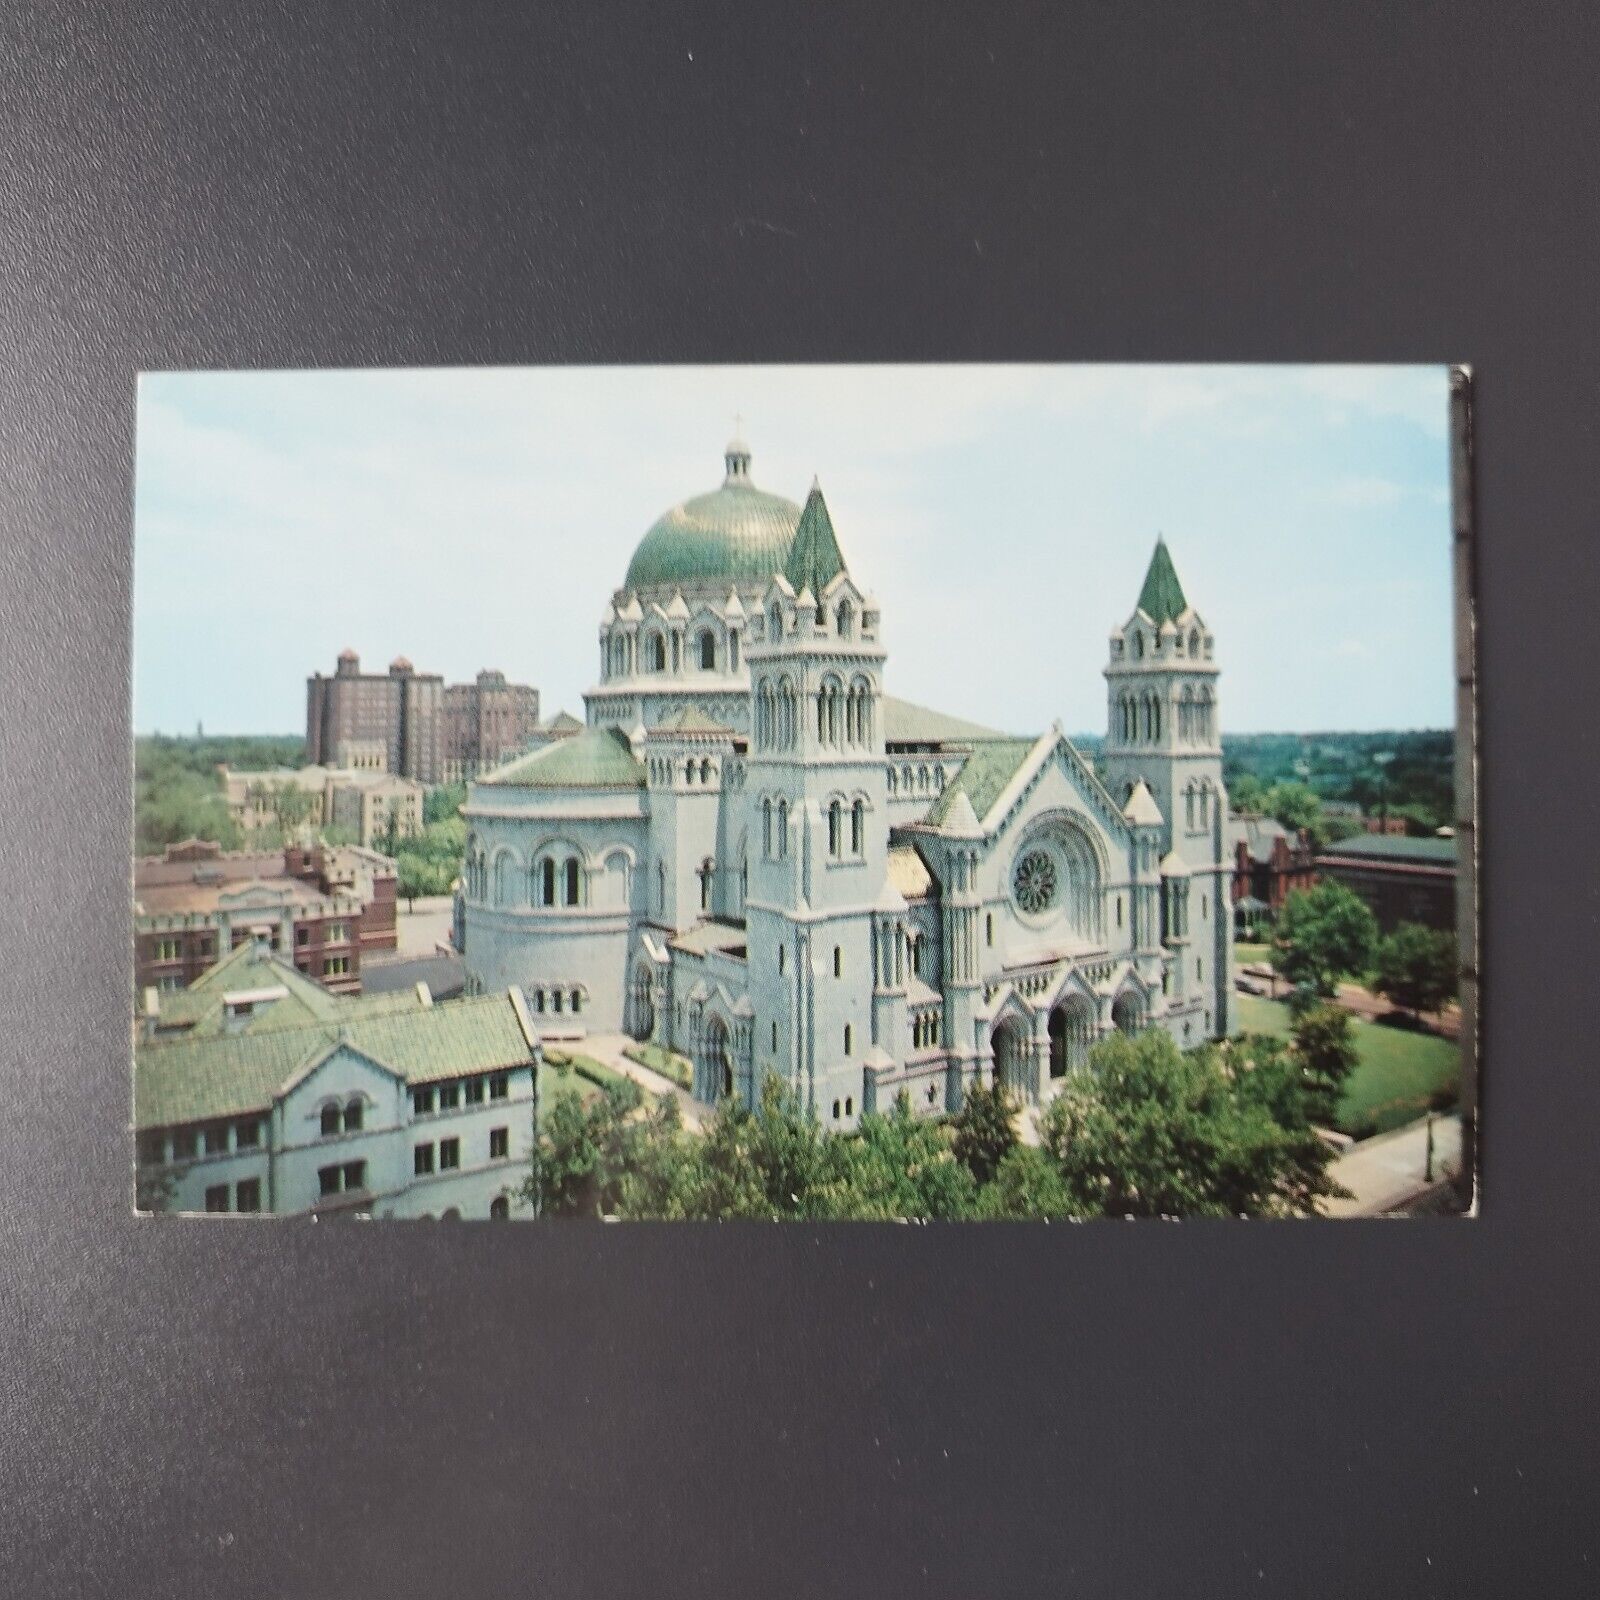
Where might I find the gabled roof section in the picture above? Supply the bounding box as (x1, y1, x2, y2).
(883, 695, 1005, 747)
(652, 705, 733, 736)
(783, 481, 848, 597)
(1136, 536, 1189, 626)
(480, 725, 645, 789)
(135, 991, 538, 1129)
(1123, 779, 1164, 827)
(923, 738, 1037, 829)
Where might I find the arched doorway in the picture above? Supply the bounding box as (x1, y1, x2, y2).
(990, 1017, 1029, 1098)
(1049, 996, 1095, 1077)
(489, 1196, 509, 1221)
(1111, 990, 1144, 1036)
(628, 961, 655, 1041)
(705, 1015, 734, 1102)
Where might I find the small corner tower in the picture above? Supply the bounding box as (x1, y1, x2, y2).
(1101, 538, 1232, 1038)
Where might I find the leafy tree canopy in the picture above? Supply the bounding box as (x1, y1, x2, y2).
(1271, 881, 1379, 998)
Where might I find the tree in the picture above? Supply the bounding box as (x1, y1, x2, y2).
(949, 1075, 1019, 1187)
(1289, 1003, 1360, 1125)
(1227, 1035, 1349, 1213)
(1271, 881, 1378, 998)
(522, 1074, 664, 1218)
(1372, 923, 1458, 1020)
(973, 1145, 1076, 1219)
(1263, 780, 1322, 834)
(1229, 772, 1267, 813)
(823, 1093, 977, 1220)
(1038, 1028, 1336, 1217)
(425, 782, 468, 825)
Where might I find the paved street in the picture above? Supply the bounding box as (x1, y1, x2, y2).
(1322, 1112, 1462, 1217)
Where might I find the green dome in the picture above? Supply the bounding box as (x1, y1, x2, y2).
(624, 448, 801, 591)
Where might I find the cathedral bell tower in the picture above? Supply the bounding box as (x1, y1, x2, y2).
(1100, 537, 1232, 1038)
(743, 482, 890, 1122)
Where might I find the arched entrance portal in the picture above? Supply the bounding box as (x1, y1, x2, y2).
(1049, 996, 1095, 1077)
(1111, 990, 1144, 1036)
(628, 962, 655, 1041)
(706, 1015, 734, 1102)
(990, 1018, 1030, 1099)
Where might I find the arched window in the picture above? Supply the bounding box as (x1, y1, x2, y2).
(699, 758, 711, 784)
(851, 799, 865, 855)
(1189, 628, 1200, 656)
(887, 767, 898, 796)
(1133, 632, 1144, 659)
(776, 799, 789, 858)
(828, 800, 843, 858)
(344, 1098, 363, 1133)
(697, 629, 716, 671)
(768, 602, 782, 640)
(1185, 784, 1196, 830)
(646, 633, 666, 673)
(563, 858, 580, 907)
(698, 858, 714, 912)
(762, 797, 773, 857)
(320, 1103, 339, 1137)
(540, 858, 556, 906)
(656, 861, 665, 912)
(1152, 695, 1161, 741)
(836, 599, 854, 638)
(489, 1196, 509, 1220)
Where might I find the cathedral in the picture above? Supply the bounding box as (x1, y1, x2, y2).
(458, 436, 1232, 1126)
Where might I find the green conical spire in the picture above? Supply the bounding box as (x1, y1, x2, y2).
(1136, 535, 1188, 625)
(783, 480, 847, 597)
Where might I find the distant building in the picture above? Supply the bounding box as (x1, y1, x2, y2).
(133, 839, 397, 997)
(306, 653, 540, 785)
(441, 669, 544, 783)
(1365, 814, 1410, 836)
(219, 763, 424, 847)
(1314, 833, 1457, 932)
(1227, 814, 1316, 931)
(134, 940, 539, 1218)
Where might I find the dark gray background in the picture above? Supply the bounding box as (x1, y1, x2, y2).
(1, 2, 1593, 1594)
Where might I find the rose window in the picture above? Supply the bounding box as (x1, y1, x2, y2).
(1013, 848, 1058, 915)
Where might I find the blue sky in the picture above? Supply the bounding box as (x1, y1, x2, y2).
(133, 364, 1453, 738)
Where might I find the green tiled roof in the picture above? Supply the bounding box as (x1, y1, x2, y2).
(135, 992, 536, 1129)
(1317, 833, 1457, 863)
(923, 738, 1037, 830)
(481, 725, 645, 789)
(625, 482, 802, 590)
(883, 695, 1004, 747)
(783, 483, 847, 597)
(1137, 537, 1189, 625)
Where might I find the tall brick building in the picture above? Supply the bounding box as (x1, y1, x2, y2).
(306, 652, 539, 784)
(442, 669, 544, 782)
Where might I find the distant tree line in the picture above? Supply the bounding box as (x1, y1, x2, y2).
(134, 733, 304, 855)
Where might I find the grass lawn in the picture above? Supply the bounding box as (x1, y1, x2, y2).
(1233, 992, 1459, 1138)
(622, 1042, 694, 1090)
(538, 1060, 600, 1110)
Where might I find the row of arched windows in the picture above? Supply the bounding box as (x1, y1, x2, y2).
(1183, 778, 1218, 832)
(464, 843, 585, 909)
(910, 1011, 941, 1050)
(887, 762, 947, 798)
(1176, 685, 1216, 743)
(754, 677, 801, 751)
(814, 675, 875, 748)
(826, 797, 869, 860)
(647, 755, 719, 787)
(319, 1096, 364, 1137)
(530, 987, 586, 1016)
(1116, 691, 1164, 743)
(1127, 627, 1205, 660)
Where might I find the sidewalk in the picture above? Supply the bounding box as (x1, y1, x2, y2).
(1322, 1112, 1462, 1217)
(581, 1032, 708, 1132)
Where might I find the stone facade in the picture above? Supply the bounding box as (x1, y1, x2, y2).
(460, 439, 1234, 1126)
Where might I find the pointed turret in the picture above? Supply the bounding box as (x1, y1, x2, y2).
(784, 480, 848, 598)
(1136, 536, 1189, 625)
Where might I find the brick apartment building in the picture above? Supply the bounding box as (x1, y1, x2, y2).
(306, 652, 539, 784)
(133, 839, 397, 998)
(441, 668, 544, 782)
(1227, 814, 1317, 931)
